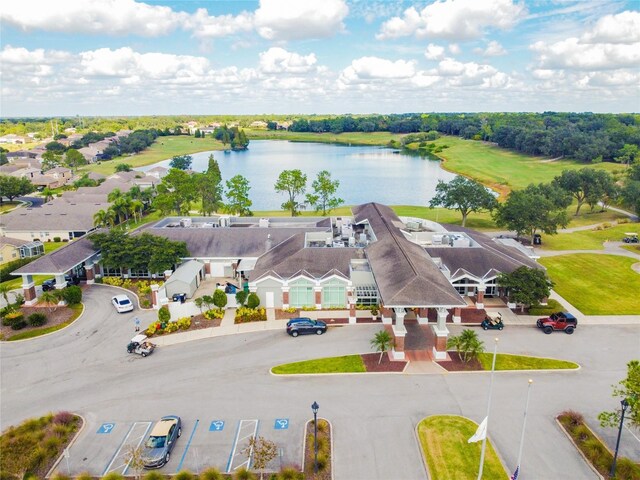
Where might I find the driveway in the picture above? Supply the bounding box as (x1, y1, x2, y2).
(1, 285, 638, 479)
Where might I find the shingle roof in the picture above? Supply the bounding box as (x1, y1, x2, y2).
(1, 236, 29, 247)
(353, 203, 466, 307)
(13, 236, 98, 275)
(0, 201, 107, 231)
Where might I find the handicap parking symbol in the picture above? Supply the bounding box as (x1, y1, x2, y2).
(209, 420, 225, 431)
(97, 423, 115, 434)
(274, 419, 289, 430)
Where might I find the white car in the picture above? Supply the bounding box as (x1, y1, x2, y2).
(112, 294, 134, 313)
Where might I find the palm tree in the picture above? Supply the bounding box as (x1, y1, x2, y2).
(107, 188, 123, 203)
(447, 329, 485, 363)
(0, 284, 13, 309)
(40, 291, 59, 312)
(128, 185, 142, 200)
(93, 209, 116, 227)
(41, 187, 54, 203)
(370, 329, 394, 364)
(130, 199, 144, 223)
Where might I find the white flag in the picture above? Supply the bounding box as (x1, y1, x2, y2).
(468, 417, 488, 443)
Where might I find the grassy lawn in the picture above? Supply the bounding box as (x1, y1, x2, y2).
(44, 241, 67, 253)
(430, 136, 621, 197)
(477, 353, 578, 370)
(540, 223, 640, 251)
(0, 412, 82, 478)
(417, 415, 507, 480)
(0, 201, 22, 213)
(246, 129, 402, 146)
(539, 254, 640, 314)
(78, 135, 226, 175)
(0, 275, 48, 291)
(7, 303, 84, 341)
(272, 355, 366, 374)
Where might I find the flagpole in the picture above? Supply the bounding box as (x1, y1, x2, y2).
(514, 379, 533, 477)
(478, 337, 499, 480)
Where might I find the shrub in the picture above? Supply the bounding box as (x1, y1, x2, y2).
(102, 474, 125, 480)
(142, 472, 165, 480)
(199, 468, 224, 480)
(3, 311, 23, 327)
(315, 453, 328, 471)
(60, 285, 82, 305)
(213, 289, 228, 309)
(247, 292, 260, 309)
(204, 309, 224, 320)
(53, 236, 61, 242)
(75, 474, 93, 480)
(158, 305, 171, 323)
(28, 312, 48, 327)
(528, 299, 563, 316)
(102, 276, 124, 287)
(560, 410, 584, 427)
(282, 307, 297, 313)
(615, 458, 640, 479)
(277, 466, 303, 480)
(141, 299, 151, 308)
(235, 290, 248, 306)
(174, 471, 195, 480)
(233, 468, 256, 480)
(235, 307, 267, 323)
(12, 294, 24, 306)
(301, 306, 317, 311)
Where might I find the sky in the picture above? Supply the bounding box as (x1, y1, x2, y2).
(0, 0, 639, 116)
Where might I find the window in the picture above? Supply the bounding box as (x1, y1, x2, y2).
(322, 281, 346, 308)
(289, 280, 314, 308)
(355, 285, 379, 306)
(103, 267, 122, 277)
(129, 269, 151, 278)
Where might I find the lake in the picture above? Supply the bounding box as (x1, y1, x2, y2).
(139, 140, 455, 210)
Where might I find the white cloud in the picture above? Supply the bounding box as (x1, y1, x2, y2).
(448, 44, 461, 55)
(531, 38, 640, 70)
(475, 40, 507, 56)
(582, 70, 640, 87)
(259, 47, 317, 74)
(582, 11, 640, 44)
(436, 59, 500, 86)
(185, 8, 253, 40)
(0, 45, 70, 65)
(0, 0, 185, 37)
(376, 0, 526, 41)
(425, 43, 445, 60)
(339, 57, 416, 84)
(254, 0, 348, 41)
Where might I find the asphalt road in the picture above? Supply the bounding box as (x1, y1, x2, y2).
(1, 285, 638, 479)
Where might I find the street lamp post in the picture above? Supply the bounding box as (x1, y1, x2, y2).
(312, 401, 319, 474)
(610, 398, 629, 478)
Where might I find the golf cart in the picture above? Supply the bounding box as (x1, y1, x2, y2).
(623, 233, 639, 244)
(481, 311, 504, 330)
(127, 334, 156, 357)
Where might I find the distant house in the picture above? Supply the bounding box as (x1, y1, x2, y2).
(0, 237, 44, 265)
(146, 166, 168, 180)
(0, 134, 26, 144)
(276, 121, 292, 130)
(47, 167, 72, 182)
(250, 121, 268, 129)
(78, 146, 102, 163)
(11, 167, 41, 180)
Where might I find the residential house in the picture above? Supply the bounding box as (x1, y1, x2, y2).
(0, 134, 26, 144)
(1, 237, 44, 265)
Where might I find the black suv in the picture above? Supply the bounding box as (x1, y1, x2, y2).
(41, 275, 80, 291)
(286, 318, 327, 337)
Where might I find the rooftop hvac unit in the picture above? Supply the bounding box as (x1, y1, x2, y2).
(326, 237, 332, 247)
(432, 234, 443, 245)
(219, 216, 230, 227)
(348, 236, 356, 247)
(359, 233, 367, 243)
(259, 218, 269, 228)
(406, 221, 421, 231)
(202, 222, 215, 228)
(336, 218, 343, 228)
(180, 218, 192, 227)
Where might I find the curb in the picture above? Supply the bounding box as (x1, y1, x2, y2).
(91, 283, 149, 310)
(270, 351, 409, 376)
(45, 413, 87, 478)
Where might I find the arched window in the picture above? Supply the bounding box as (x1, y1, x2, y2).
(289, 279, 314, 308)
(322, 280, 346, 308)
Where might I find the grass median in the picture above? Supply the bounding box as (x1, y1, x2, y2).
(477, 353, 579, 371)
(272, 355, 366, 374)
(418, 415, 508, 480)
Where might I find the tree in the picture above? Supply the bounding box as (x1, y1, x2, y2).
(41, 150, 62, 171)
(64, 148, 86, 172)
(158, 305, 171, 323)
(429, 175, 497, 226)
(446, 329, 485, 363)
(197, 155, 223, 215)
(0, 147, 8, 166)
(247, 292, 260, 309)
(154, 168, 198, 214)
(306, 170, 344, 215)
(497, 266, 554, 311)
(235, 290, 248, 307)
(41, 187, 54, 203)
(115, 163, 132, 172)
(0, 175, 35, 204)
(225, 175, 252, 216)
(241, 436, 278, 480)
(274, 169, 307, 216)
(0, 284, 12, 309)
(194, 297, 205, 313)
(621, 180, 640, 216)
(194, 129, 201, 138)
(370, 329, 394, 364)
(170, 155, 193, 170)
(599, 360, 640, 429)
(93, 209, 116, 227)
(585, 169, 618, 212)
(493, 183, 570, 242)
(615, 144, 639, 167)
(213, 289, 227, 311)
(123, 444, 148, 480)
(553, 169, 609, 215)
(40, 291, 60, 313)
(45, 141, 66, 153)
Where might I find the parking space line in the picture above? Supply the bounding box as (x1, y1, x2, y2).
(176, 419, 199, 473)
(226, 419, 259, 473)
(102, 421, 152, 476)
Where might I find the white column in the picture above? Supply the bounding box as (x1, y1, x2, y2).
(392, 308, 407, 360)
(431, 307, 449, 360)
(54, 274, 66, 290)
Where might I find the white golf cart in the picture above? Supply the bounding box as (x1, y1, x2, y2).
(127, 334, 156, 357)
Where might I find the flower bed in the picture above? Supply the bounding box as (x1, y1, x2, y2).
(100, 277, 162, 309)
(304, 418, 332, 480)
(235, 307, 267, 323)
(144, 314, 222, 337)
(0, 304, 81, 341)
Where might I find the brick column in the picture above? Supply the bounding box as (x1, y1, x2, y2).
(431, 307, 449, 360)
(452, 307, 462, 323)
(204, 262, 211, 277)
(476, 286, 485, 309)
(282, 288, 289, 309)
(151, 284, 160, 310)
(381, 306, 393, 325)
(416, 307, 429, 325)
(85, 263, 95, 285)
(314, 287, 322, 310)
(22, 275, 37, 306)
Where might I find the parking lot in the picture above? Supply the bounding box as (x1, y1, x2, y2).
(54, 415, 302, 476)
